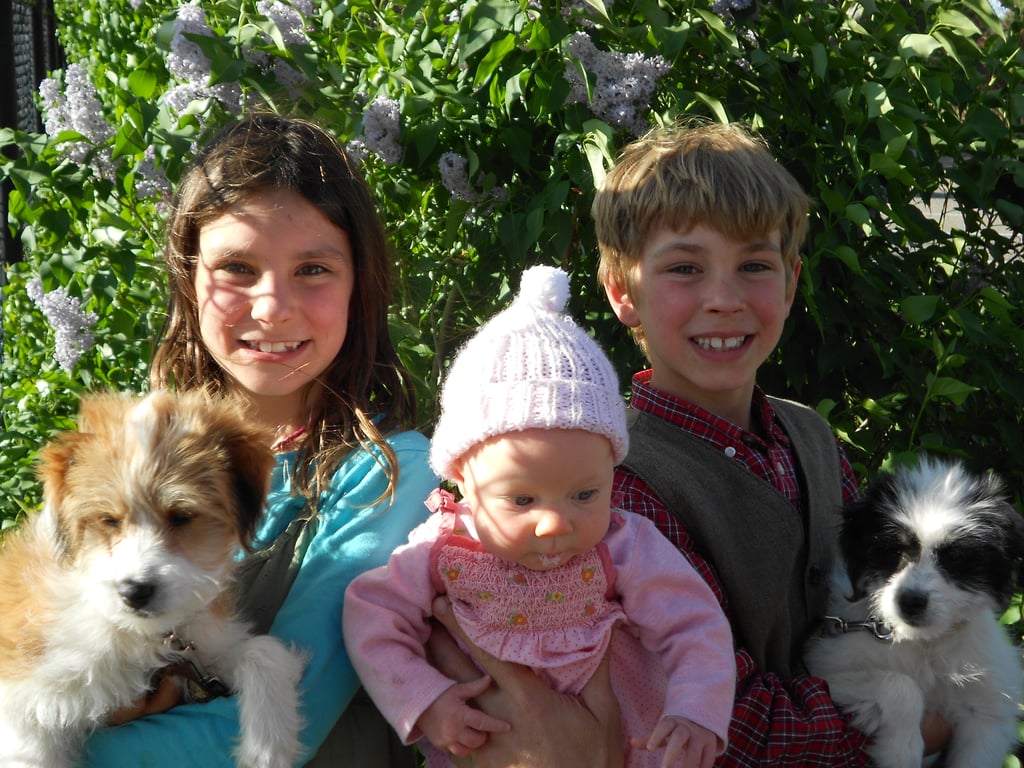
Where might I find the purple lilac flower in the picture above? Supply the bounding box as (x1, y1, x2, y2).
(167, 1, 214, 85)
(27, 277, 99, 372)
(439, 152, 483, 203)
(38, 63, 115, 176)
(135, 145, 172, 201)
(361, 97, 403, 165)
(165, 1, 243, 113)
(257, 0, 313, 45)
(252, 0, 313, 90)
(712, 0, 754, 22)
(564, 32, 671, 134)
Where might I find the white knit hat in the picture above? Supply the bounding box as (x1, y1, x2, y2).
(430, 265, 628, 480)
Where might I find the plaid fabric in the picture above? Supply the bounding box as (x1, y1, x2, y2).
(615, 371, 869, 766)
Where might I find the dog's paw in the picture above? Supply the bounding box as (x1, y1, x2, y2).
(867, 731, 926, 768)
(233, 635, 305, 768)
(235, 740, 300, 768)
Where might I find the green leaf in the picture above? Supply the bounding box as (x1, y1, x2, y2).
(473, 33, 516, 90)
(899, 34, 942, 60)
(926, 375, 978, 406)
(901, 295, 940, 324)
(860, 82, 893, 118)
(127, 69, 158, 100)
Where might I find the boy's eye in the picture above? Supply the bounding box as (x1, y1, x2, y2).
(668, 263, 698, 275)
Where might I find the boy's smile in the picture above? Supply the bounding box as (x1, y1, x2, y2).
(605, 224, 800, 429)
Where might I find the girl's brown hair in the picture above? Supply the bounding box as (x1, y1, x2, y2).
(151, 113, 417, 500)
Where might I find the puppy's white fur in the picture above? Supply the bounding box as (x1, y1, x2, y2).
(806, 457, 1024, 768)
(0, 391, 305, 768)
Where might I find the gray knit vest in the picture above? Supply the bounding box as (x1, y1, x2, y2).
(622, 398, 841, 678)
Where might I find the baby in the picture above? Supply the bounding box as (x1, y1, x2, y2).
(344, 265, 736, 767)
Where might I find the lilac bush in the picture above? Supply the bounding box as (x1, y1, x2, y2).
(0, 0, 1022, 554)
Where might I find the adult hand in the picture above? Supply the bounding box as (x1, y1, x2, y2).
(920, 710, 952, 757)
(106, 674, 182, 726)
(427, 595, 623, 768)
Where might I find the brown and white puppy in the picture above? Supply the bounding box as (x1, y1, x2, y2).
(0, 390, 304, 768)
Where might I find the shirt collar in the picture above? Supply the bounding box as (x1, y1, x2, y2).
(628, 370, 791, 451)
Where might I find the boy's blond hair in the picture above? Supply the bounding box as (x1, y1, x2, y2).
(594, 120, 810, 302)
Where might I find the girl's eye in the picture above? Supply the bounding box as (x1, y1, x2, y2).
(213, 261, 255, 279)
(669, 263, 698, 275)
(297, 263, 329, 276)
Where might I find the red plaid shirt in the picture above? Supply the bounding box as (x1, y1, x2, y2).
(616, 371, 869, 767)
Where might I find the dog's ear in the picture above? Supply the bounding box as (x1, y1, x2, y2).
(999, 502, 1024, 592)
(224, 429, 275, 550)
(839, 471, 902, 603)
(35, 431, 92, 561)
(206, 396, 277, 550)
(838, 499, 871, 602)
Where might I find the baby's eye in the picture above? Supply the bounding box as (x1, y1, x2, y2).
(576, 488, 598, 502)
(510, 496, 534, 508)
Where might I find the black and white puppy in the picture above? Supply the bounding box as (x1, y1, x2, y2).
(805, 456, 1024, 768)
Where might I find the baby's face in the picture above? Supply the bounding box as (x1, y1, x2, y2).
(453, 429, 615, 570)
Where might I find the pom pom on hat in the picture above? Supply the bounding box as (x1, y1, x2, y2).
(518, 263, 570, 313)
(430, 264, 628, 480)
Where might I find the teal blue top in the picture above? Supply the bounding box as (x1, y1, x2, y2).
(78, 429, 435, 767)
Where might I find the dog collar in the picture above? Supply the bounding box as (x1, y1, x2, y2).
(820, 615, 894, 642)
(161, 632, 230, 702)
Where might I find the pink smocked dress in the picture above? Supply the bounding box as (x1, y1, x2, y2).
(424, 489, 669, 767)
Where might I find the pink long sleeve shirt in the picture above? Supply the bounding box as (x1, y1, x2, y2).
(344, 491, 736, 766)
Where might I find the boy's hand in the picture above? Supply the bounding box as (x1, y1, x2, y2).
(632, 716, 718, 768)
(428, 595, 623, 768)
(416, 677, 511, 757)
(921, 710, 952, 756)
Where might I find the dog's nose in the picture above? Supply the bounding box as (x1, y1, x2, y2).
(897, 589, 929, 620)
(118, 579, 157, 610)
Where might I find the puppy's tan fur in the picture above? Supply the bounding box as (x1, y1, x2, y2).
(0, 390, 304, 768)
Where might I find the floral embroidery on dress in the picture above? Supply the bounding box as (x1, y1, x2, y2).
(437, 538, 613, 633)
(429, 498, 629, 699)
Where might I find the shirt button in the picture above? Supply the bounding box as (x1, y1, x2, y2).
(776, 461, 785, 473)
(724, 446, 737, 458)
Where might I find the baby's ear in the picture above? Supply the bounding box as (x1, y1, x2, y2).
(447, 464, 465, 488)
